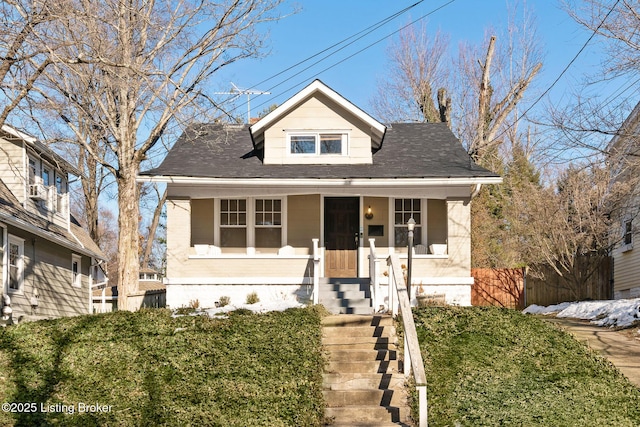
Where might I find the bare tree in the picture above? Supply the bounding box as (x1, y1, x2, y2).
(38, 0, 286, 310)
(370, 22, 451, 123)
(0, 0, 68, 125)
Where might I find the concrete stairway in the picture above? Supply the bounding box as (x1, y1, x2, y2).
(318, 278, 372, 315)
(322, 314, 412, 426)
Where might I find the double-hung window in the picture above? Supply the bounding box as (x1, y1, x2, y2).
(220, 199, 247, 247)
(623, 218, 634, 251)
(289, 133, 346, 155)
(72, 254, 82, 288)
(394, 198, 422, 246)
(218, 198, 284, 250)
(255, 199, 282, 248)
(8, 236, 24, 292)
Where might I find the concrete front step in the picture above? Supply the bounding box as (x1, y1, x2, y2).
(327, 359, 401, 374)
(328, 349, 398, 362)
(322, 372, 406, 391)
(323, 324, 396, 338)
(322, 314, 393, 327)
(323, 389, 407, 407)
(325, 406, 411, 425)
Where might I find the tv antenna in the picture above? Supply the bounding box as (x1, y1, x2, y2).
(215, 82, 271, 123)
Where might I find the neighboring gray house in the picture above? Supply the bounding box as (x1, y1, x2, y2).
(138, 80, 501, 311)
(0, 125, 107, 323)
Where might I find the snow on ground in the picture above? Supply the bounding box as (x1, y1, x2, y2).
(523, 298, 640, 328)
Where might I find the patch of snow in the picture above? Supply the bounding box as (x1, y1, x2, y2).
(523, 298, 640, 328)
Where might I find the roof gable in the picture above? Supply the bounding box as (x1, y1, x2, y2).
(249, 79, 386, 151)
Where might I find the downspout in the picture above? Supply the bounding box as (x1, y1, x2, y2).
(1, 223, 6, 297)
(470, 183, 483, 199)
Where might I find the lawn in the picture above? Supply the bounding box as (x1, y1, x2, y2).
(0, 306, 326, 427)
(410, 306, 640, 426)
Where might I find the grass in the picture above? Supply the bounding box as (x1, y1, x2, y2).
(409, 306, 640, 426)
(0, 306, 326, 427)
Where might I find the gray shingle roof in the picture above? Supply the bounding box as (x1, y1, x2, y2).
(141, 122, 499, 179)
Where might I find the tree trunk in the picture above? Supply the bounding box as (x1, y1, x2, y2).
(141, 187, 167, 269)
(116, 169, 140, 311)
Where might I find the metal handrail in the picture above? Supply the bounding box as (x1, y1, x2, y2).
(387, 253, 428, 427)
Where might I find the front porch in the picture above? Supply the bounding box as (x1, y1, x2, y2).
(163, 189, 475, 309)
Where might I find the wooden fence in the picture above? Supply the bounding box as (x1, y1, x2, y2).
(471, 268, 525, 309)
(525, 257, 612, 307)
(472, 257, 613, 309)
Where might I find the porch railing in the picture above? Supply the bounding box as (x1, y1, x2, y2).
(312, 238, 320, 304)
(368, 239, 382, 311)
(387, 253, 428, 427)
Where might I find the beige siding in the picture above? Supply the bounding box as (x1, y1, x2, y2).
(171, 258, 313, 279)
(287, 195, 321, 250)
(7, 226, 89, 321)
(191, 199, 214, 245)
(427, 199, 448, 246)
(263, 93, 373, 165)
(614, 246, 640, 294)
(363, 196, 388, 247)
(0, 137, 26, 204)
(166, 198, 191, 276)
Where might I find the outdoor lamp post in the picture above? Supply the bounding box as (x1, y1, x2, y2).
(407, 217, 415, 302)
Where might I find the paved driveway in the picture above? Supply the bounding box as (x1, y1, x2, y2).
(544, 317, 640, 388)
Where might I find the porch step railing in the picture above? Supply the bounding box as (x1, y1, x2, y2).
(387, 253, 428, 427)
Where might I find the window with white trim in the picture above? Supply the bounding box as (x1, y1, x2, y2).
(289, 133, 346, 155)
(394, 198, 422, 246)
(623, 218, 633, 251)
(8, 236, 24, 292)
(220, 199, 247, 247)
(72, 254, 82, 288)
(255, 199, 282, 248)
(28, 157, 37, 185)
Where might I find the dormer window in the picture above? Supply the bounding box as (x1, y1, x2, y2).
(289, 132, 347, 156)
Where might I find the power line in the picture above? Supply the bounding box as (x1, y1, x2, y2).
(233, 0, 457, 118)
(494, 0, 622, 142)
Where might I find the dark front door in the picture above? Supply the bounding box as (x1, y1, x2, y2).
(324, 197, 359, 277)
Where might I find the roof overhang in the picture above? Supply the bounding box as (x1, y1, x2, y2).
(249, 79, 387, 150)
(0, 211, 105, 260)
(137, 175, 503, 187)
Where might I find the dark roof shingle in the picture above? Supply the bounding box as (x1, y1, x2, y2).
(141, 122, 499, 179)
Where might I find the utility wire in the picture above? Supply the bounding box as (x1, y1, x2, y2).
(494, 0, 622, 142)
(236, 0, 456, 118)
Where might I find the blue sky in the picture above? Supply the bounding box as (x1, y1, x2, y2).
(216, 0, 619, 122)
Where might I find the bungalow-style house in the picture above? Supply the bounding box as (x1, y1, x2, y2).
(139, 80, 501, 312)
(609, 101, 640, 299)
(0, 125, 107, 323)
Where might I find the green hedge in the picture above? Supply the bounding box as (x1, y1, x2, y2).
(0, 306, 325, 426)
(411, 306, 640, 426)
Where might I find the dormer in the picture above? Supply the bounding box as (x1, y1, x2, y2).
(249, 80, 386, 165)
(0, 125, 79, 229)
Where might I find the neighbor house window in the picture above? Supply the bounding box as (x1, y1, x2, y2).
(72, 254, 82, 288)
(220, 199, 247, 247)
(623, 218, 633, 251)
(28, 157, 37, 185)
(255, 199, 282, 247)
(8, 236, 24, 292)
(394, 198, 422, 246)
(289, 133, 346, 155)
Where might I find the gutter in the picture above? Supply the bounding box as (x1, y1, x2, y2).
(137, 176, 504, 187)
(0, 213, 103, 260)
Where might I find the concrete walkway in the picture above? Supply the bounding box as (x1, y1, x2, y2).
(544, 317, 640, 388)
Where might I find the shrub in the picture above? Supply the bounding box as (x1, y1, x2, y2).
(218, 296, 230, 307)
(246, 292, 260, 305)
